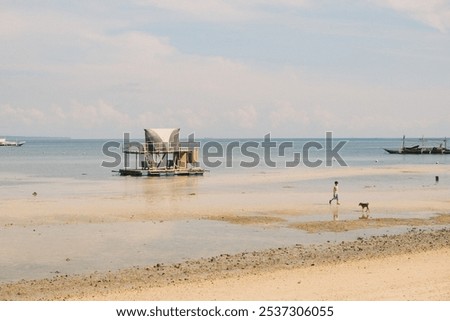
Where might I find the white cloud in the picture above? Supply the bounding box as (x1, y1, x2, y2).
(0, 11, 29, 38)
(270, 102, 310, 129)
(1, 1, 450, 138)
(0, 104, 46, 125)
(136, 0, 245, 21)
(0, 101, 133, 137)
(134, 0, 310, 21)
(229, 105, 259, 129)
(69, 101, 132, 129)
(373, 0, 450, 32)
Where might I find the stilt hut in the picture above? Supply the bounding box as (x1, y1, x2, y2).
(119, 128, 203, 176)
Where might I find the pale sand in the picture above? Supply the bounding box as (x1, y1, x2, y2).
(1, 229, 449, 300)
(2, 164, 450, 227)
(102, 248, 450, 301)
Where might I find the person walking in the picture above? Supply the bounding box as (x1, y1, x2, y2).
(329, 181, 340, 205)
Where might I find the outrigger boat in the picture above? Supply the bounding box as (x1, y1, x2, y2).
(0, 138, 26, 146)
(384, 136, 450, 154)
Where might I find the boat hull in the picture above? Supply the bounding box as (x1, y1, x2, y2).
(0, 141, 25, 147)
(384, 148, 450, 154)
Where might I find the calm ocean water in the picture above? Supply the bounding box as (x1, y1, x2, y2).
(0, 138, 450, 197)
(1, 137, 448, 181)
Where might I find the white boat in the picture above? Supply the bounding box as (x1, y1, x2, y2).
(0, 138, 26, 146)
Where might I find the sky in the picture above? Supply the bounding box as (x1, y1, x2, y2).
(1, 0, 450, 139)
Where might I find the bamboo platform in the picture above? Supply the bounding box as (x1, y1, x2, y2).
(119, 168, 204, 177)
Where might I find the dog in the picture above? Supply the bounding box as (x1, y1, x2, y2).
(358, 202, 370, 219)
(359, 202, 370, 211)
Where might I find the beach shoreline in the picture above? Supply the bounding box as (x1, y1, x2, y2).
(1, 228, 449, 301)
(2, 164, 450, 227)
(1, 163, 450, 300)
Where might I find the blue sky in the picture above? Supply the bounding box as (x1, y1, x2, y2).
(1, 0, 450, 138)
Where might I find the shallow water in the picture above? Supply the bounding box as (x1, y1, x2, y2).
(285, 211, 438, 223)
(0, 216, 445, 283)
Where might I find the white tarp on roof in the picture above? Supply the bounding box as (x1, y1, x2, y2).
(144, 128, 180, 144)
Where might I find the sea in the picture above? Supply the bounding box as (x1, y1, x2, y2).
(1, 136, 449, 179)
(1, 137, 449, 282)
(1, 136, 449, 196)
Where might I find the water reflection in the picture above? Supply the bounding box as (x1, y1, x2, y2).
(2, 218, 442, 283)
(141, 176, 201, 202)
(330, 204, 339, 221)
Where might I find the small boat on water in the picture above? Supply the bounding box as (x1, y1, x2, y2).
(0, 138, 26, 146)
(384, 136, 450, 154)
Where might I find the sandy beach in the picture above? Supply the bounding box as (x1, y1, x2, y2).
(1, 228, 449, 301)
(2, 164, 450, 226)
(1, 164, 450, 301)
(108, 247, 450, 301)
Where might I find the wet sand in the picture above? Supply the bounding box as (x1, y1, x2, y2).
(289, 213, 450, 233)
(2, 164, 450, 227)
(1, 164, 450, 300)
(1, 228, 449, 300)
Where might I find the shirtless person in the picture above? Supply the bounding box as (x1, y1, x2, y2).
(329, 181, 340, 205)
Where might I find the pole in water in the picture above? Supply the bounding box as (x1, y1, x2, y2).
(435, 176, 439, 183)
